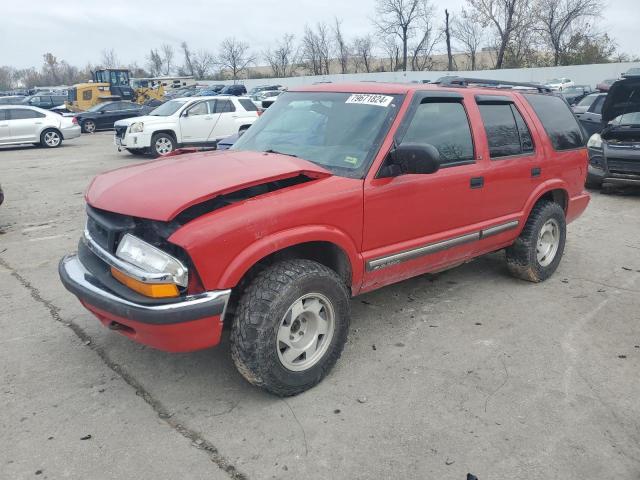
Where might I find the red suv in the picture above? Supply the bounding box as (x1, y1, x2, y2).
(59, 80, 590, 396)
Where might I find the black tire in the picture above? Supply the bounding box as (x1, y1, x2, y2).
(506, 201, 566, 283)
(150, 132, 175, 157)
(585, 172, 603, 189)
(230, 259, 350, 396)
(81, 120, 96, 134)
(126, 148, 147, 156)
(40, 129, 62, 148)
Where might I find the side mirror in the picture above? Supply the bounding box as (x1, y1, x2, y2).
(380, 142, 440, 177)
(182, 110, 189, 117)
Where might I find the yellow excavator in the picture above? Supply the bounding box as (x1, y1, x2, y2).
(67, 69, 164, 111)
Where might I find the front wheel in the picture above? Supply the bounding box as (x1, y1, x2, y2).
(231, 260, 350, 396)
(150, 133, 175, 157)
(40, 129, 62, 148)
(506, 201, 566, 283)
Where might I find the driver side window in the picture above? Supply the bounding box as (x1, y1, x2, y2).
(401, 101, 475, 167)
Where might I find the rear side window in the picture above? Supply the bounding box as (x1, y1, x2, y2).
(10, 109, 44, 119)
(401, 101, 474, 166)
(214, 100, 235, 113)
(0, 109, 6, 120)
(524, 94, 585, 150)
(478, 103, 533, 158)
(238, 98, 257, 111)
(591, 96, 604, 115)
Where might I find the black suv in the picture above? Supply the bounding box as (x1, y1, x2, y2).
(586, 76, 640, 188)
(218, 84, 247, 96)
(22, 94, 67, 109)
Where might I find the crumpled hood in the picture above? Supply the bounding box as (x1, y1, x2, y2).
(86, 150, 332, 221)
(602, 76, 640, 124)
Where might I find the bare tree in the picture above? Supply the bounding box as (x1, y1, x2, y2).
(264, 34, 298, 78)
(100, 49, 119, 68)
(466, 0, 530, 69)
(180, 41, 194, 76)
(352, 35, 374, 73)
(301, 23, 331, 75)
(146, 49, 163, 77)
(374, 0, 423, 71)
(536, 0, 603, 66)
(381, 35, 401, 71)
(444, 10, 454, 70)
(218, 37, 255, 80)
(333, 18, 350, 74)
(409, 1, 442, 71)
(452, 9, 484, 70)
(160, 44, 174, 75)
(190, 49, 216, 79)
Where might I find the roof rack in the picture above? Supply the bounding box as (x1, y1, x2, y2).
(437, 76, 552, 93)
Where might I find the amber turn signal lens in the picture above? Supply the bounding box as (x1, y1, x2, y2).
(111, 267, 179, 298)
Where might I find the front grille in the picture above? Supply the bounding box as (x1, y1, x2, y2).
(608, 158, 640, 175)
(115, 125, 127, 139)
(86, 205, 136, 253)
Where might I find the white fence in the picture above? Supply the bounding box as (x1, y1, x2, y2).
(207, 61, 640, 90)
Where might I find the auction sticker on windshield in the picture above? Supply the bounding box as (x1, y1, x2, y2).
(345, 94, 394, 107)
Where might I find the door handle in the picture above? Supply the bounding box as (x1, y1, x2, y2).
(531, 167, 541, 177)
(470, 177, 484, 189)
(34, 122, 43, 125)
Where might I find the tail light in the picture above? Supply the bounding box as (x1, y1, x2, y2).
(72, 116, 78, 124)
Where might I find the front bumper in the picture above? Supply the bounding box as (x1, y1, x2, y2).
(61, 125, 81, 140)
(588, 146, 640, 186)
(115, 130, 152, 149)
(59, 254, 231, 352)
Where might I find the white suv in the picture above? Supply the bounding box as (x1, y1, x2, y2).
(114, 96, 259, 156)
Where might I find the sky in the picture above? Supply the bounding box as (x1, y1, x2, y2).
(0, 0, 637, 69)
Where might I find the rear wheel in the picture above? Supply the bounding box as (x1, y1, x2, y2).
(231, 259, 350, 396)
(150, 133, 175, 157)
(506, 201, 566, 283)
(40, 129, 62, 148)
(81, 120, 96, 133)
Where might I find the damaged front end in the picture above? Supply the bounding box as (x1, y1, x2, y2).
(587, 76, 640, 187)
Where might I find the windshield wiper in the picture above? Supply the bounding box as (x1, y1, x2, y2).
(264, 149, 297, 158)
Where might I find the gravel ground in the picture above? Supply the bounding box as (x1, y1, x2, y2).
(1, 132, 639, 480)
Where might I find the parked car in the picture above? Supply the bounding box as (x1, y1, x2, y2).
(0, 95, 26, 105)
(251, 89, 283, 108)
(621, 67, 640, 77)
(0, 105, 80, 148)
(247, 85, 283, 97)
(596, 78, 616, 92)
(75, 101, 147, 133)
(20, 94, 67, 110)
(572, 92, 603, 117)
(59, 81, 590, 396)
(218, 84, 247, 96)
(113, 96, 258, 156)
(546, 78, 574, 91)
(586, 76, 640, 188)
(216, 132, 240, 150)
(578, 93, 607, 137)
(561, 85, 593, 105)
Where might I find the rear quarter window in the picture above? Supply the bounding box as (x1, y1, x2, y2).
(238, 99, 257, 111)
(524, 94, 585, 150)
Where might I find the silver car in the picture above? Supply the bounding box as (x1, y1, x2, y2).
(0, 105, 81, 148)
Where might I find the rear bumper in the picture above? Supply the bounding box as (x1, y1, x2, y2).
(61, 125, 81, 140)
(59, 254, 230, 352)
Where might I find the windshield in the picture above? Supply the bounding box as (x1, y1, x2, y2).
(612, 112, 640, 126)
(149, 99, 188, 116)
(86, 102, 108, 112)
(563, 87, 582, 94)
(232, 91, 403, 178)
